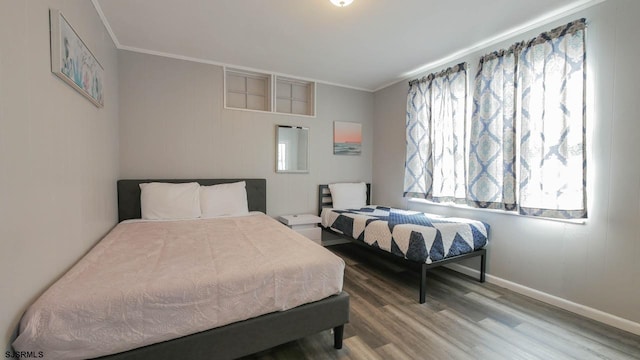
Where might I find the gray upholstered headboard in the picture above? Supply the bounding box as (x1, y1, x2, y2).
(117, 179, 267, 222)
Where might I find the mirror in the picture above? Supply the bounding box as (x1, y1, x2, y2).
(276, 125, 309, 173)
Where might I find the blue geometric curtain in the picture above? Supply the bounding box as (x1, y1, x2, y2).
(468, 19, 587, 219)
(518, 20, 586, 218)
(404, 63, 467, 203)
(468, 48, 518, 210)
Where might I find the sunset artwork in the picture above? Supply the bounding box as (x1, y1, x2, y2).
(334, 121, 362, 155)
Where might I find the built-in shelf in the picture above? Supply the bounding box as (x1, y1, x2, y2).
(225, 69, 271, 112)
(224, 68, 316, 117)
(276, 76, 315, 116)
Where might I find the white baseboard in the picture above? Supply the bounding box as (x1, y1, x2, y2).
(445, 263, 640, 336)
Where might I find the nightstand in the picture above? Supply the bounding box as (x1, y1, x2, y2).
(278, 214, 322, 244)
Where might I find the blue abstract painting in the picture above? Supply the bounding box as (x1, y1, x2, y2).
(50, 9, 104, 107)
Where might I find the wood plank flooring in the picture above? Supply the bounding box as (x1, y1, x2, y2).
(242, 244, 640, 360)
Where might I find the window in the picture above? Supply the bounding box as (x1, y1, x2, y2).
(277, 143, 287, 171)
(403, 63, 468, 203)
(404, 19, 586, 220)
(468, 19, 586, 219)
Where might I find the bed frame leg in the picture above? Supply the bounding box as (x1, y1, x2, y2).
(480, 250, 486, 283)
(419, 263, 427, 304)
(333, 325, 344, 349)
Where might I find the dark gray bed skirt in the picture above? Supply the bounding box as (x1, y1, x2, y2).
(95, 291, 350, 360)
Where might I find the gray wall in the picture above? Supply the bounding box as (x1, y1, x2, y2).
(372, 0, 640, 326)
(2, 0, 636, 352)
(0, 0, 119, 350)
(118, 51, 374, 216)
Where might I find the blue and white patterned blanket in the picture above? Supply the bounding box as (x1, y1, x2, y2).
(321, 206, 489, 264)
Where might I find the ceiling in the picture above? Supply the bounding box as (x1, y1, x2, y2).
(94, 0, 596, 91)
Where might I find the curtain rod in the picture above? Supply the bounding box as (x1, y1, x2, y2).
(408, 62, 466, 87)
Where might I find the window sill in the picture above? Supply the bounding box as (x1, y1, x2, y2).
(407, 198, 587, 225)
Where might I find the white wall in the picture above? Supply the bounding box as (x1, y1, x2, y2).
(372, 0, 640, 329)
(118, 51, 374, 216)
(0, 0, 119, 350)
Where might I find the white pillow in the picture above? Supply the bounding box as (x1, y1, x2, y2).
(139, 182, 201, 220)
(200, 181, 249, 217)
(329, 182, 367, 210)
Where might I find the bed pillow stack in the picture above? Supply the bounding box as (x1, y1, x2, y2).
(329, 182, 367, 210)
(140, 182, 201, 220)
(139, 181, 249, 220)
(200, 181, 249, 218)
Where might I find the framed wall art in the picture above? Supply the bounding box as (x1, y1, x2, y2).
(334, 121, 362, 155)
(50, 9, 104, 107)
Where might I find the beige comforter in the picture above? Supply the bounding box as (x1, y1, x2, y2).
(13, 213, 344, 359)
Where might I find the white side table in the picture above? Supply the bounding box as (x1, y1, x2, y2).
(278, 214, 322, 244)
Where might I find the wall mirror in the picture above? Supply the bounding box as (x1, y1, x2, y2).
(276, 125, 309, 173)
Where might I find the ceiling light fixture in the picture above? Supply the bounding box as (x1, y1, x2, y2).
(330, 0, 353, 7)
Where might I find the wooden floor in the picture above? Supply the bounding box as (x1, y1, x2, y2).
(243, 244, 640, 360)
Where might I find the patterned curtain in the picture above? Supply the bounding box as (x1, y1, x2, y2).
(404, 63, 467, 203)
(468, 19, 586, 219)
(518, 20, 586, 218)
(468, 47, 519, 210)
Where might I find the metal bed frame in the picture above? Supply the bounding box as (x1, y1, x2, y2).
(318, 184, 486, 304)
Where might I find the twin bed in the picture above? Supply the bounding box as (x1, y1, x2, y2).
(13, 179, 349, 360)
(318, 183, 489, 304)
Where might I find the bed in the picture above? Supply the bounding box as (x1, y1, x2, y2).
(318, 183, 488, 304)
(12, 179, 349, 360)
